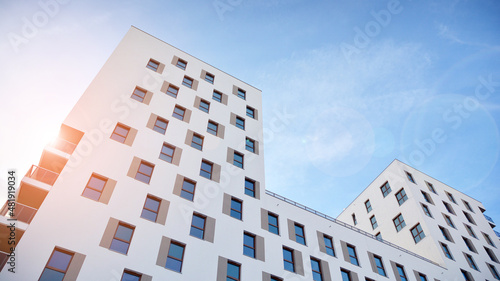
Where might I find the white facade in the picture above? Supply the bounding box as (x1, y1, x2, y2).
(0, 27, 499, 281)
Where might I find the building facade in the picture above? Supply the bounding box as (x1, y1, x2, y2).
(0, 27, 499, 281)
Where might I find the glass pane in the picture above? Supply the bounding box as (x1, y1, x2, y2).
(283, 249, 293, 260)
(165, 258, 182, 272)
(310, 259, 320, 271)
(284, 260, 294, 272)
(110, 239, 130, 254)
(341, 271, 350, 281)
(182, 181, 195, 192)
(88, 176, 106, 191)
(201, 162, 212, 173)
(141, 209, 157, 222)
(295, 225, 304, 236)
(138, 164, 153, 175)
(268, 215, 277, 225)
(168, 243, 184, 259)
(192, 215, 205, 229)
(115, 225, 133, 241)
(324, 237, 332, 247)
(269, 225, 279, 234)
(135, 173, 150, 184)
(231, 210, 242, 220)
(181, 190, 194, 201)
(110, 134, 126, 143)
(39, 268, 65, 281)
(145, 198, 160, 211)
(159, 152, 173, 163)
(190, 227, 204, 239)
(47, 250, 72, 271)
(227, 263, 240, 278)
(244, 234, 254, 246)
(231, 200, 242, 211)
(243, 246, 255, 257)
(82, 188, 101, 201)
(114, 126, 129, 137)
(133, 89, 146, 98)
(245, 188, 255, 197)
(122, 272, 141, 281)
(313, 271, 323, 281)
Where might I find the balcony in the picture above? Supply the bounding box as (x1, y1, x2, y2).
(25, 165, 59, 186)
(51, 138, 77, 155)
(0, 202, 37, 224)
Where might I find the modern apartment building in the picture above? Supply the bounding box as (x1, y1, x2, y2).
(0, 26, 499, 281)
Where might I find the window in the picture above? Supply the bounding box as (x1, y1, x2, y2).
(159, 143, 175, 163)
(421, 191, 433, 204)
(446, 192, 456, 203)
(146, 59, 159, 71)
(321, 235, 334, 256)
(365, 200, 372, 213)
(244, 178, 255, 197)
(295, 223, 306, 245)
(440, 243, 453, 259)
(463, 237, 477, 253)
(199, 99, 210, 113)
(426, 181, 437, 193)
(463, 211, 476, 225)
(141, 196, 160, 222)
(237, 88, 246, 99)
(245, 137, 255, 153)
(405, 171, 415, 183)
(268, 213, 279, 234)
(190, 213, 206, 239)
(411, 223, 425, 243)
(352, 214, 357, 225)
(310, 258, 323, 281)
(82, 174, 107, 201)
(484, 232, 496, 247)
(246, 106, 255, 118)
(121, 270, 141, 281)
(131, 87, 147, 103)
(421, 204, 432, 217)
(463, 200, 473, 212)
(111, 124, 129, 143)
(444, 214, 455, 228)
(153, 117, 168, 134)
(176, 59, 187, 70)
(271, 276, 283, 281)
(488, 263, 500, 280)
(207, 120, 219, 136)
(226, 261, 240, 281)
(443, 201, 455, 215)
(485, 247, 500, 263)
(347, 244, 359, 266)
(375, 232, 382, 240)
(182, 76, 193, 88)
(230, 198, 242, 220)
(395, 188, 408, 205)
(39, 248, 73, 281)
(461, 269, 473, 281)
(205, 72, 214, 84)
(380, 181, 391, 197)
(370, 215, 378, 230)
(180, 179, 196, 201)
(393, 213, 406, 232)
(418, 273, 428, 281)
(464, 253, 478, 270)
(439, 226, 453, 242)
(341, 270, 352, 281)
(135, 161, 154, 184)
(166, 85, 179, 98)
(233, 151, 244, 168)
(465, 224, 477, 238)
(396, 264, 408, 281)
(165, 242, 185, 272)
(212, 90, 223, 102)
(173, 106, 186, 120)
(374, 255, 386, 276)
(200, 160, 213, 179)
(236, 116, 245, 130)
(191, 133, 204, 150)
(110, 223, 134, 254)
(283, 247, 295, 272)
(243, 232, 256, 258)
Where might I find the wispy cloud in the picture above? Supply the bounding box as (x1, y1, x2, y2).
(437, 23, 492, 48)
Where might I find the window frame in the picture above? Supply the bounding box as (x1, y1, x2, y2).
(310, 257, 323, 281)
(347, 244, 359, 266)
(176, 59, 187, 70)
(166, 84, 179, 98)
(135, 161, 154, 184)
(370, 215, 378, 230)
(153, 117, 168, 134)
(245, 137, 255, 153)
(396, 264, 408, 281)
(191, 133, 204, 150)
(110, 223, 135, 255)
(140, 195, 161, 222)
(212, 90, 223, 102)
(380, 181, 391, 197)
(207, 120, 219, 136)
(374, 255, 386, 276)
(173, 105, 186, 120)
(159, 143, 175, 163)
(323, 235, 335, 256)
(199, 99, 210, 113)
(426, 181, 437, 193)
(235, 116, 245, 130)
(39, 248, 74, 281)
(244, 178, 255, 198)
(146, 59, 159, 71)
(237, 88, 246, 100)
(243, 232, 256, 258)
(82, 174, 107, 201)
(204, 72, 215, 84)
(230, 198, 243, 220)
(365, 200, 372, 213)
(200, 160, 213, 180)
(111, 123, 130, 143)
(165, 241, 185, 272)
(440, 242, 453, 259)
(294, 223, 306, 245)
(190, 213, 206, 240)
(182, 76, 193, 88)
(226, 261, 241, 281)
(268, 213, 279, 235)
(131, 87, 147, 103)
(233, 151, 244, 169)
(393, 213, 406, 232)
(246, 106, 255, 119)
(180, 179, 196, 201)
(411, 223, 426, 243)
(405, 171, 415, 183)
(421, 204, 433, 218)
(283, 247, 295, 272)
(395, 188, 408, 205)
(121, 270, 142, 281)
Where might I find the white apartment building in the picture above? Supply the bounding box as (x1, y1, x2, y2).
(0, 26, 499, 281)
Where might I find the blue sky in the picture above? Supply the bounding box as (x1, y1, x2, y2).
(1, 0, 499, 224)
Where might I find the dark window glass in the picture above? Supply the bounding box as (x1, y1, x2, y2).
(39, 249, 73, 281)
(365, 200, 372, 213)
(396, 265, 408, 281)
(173, 106, 185, 120)
(441, 243, 453, 259)
(244, 178, 255, 197)
(405, 171, 415, 183)
(200, 160, 213, 179)
(205, 73, 214, 84)
(243, 232, 256, 258)
(121, 271, 141, 281)
(283, 248, 294, 272)
(323, 235, 334, 256)
(370, 215, 378, 229)
(422, 204, 432, 217)
(341, 270, 351, 281)
(176, 59, 187, 70)
(227, 261, 240, 281)
(230, 198, 242, 220)
(246, 106, 255, 118)
(237, 88, 246, 99)
(190, 214, 205, 239)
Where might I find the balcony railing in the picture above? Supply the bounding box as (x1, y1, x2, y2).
(0, 202, 37, 224)
(25, 165, 59, 186)
(51, 138, 77, 154)
(265, 190, 443, 268)
(484, 214, 495, 224)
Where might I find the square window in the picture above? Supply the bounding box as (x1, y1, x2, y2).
(166, 85, 179, 98)
(165, 242, 185, 272)
(182, 76, 193, 88)
(111, 124, 130, 143)
(244, 178, 255, 197)
(207, 121, 218, 136)
(199, 99, 210, 113)
(268, 213, 279, 234)
(411, 223, 426, 243)
(153, 117, 168, 134)
(440, 243, 453, 259)
(82, 174, 107, 201)
(134, 161, 154, 184)
(295, 223, 306, 245)
(191, 133, 204, 150)
(370, 215, 378, 229)
(110, 223, 134, 254)
(227, 261, 240, 281)
(233, 152, 244, 168)
(347, 244, 359, 266)
(176, 59, 187, 70)
(374, 255, 386, 276)
(181, 179, 196, 201)
(245, 138, 255, 153)
(283, 247, 295, 272)
(159, 143, 175, 163)
(237, 88, 246, 100)
(405, 171, 415, 183)
(205, 72, 214, 84)
(200, 160, 213, 179)
(323, 235, 335, 256)
(310, 258, 323, 281)
(365, 200, 372, 213)
(190, 213, 206, 239)
(146, 59, 159, 71)
(230, 198, 243, 220)
(212, 90, 223, 102)
(141, 196, 160, 222)
(236, 116, 245, 130)
(39, 248, 73, 281)
(246, 106, 255, 119)
(131, 87, 147, 103)
(121, 270, 141, 281)
(422, 204, 433, 218)
(173, 105, 186, 120)
(243, 232, 256, 258)
(380, 181, 391, 197)
(395, 188, 408, 205)
(393, 214, 406, 232)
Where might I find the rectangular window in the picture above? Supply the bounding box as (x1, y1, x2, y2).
(395, 188, 408, 205)
(323, 235, 335, 256)
(205, 72, 214, 84)
(173, 105, 186, 120)
(443, 201, 455, 214)
(405, 171, 415, 183)
(121, 270, 141, 281)
(200, 160, 213, 180)
(440, 243, 453, 259)
(110, 223, 134, 254)
(153, 117, 168, 134)
(246, 106, 255, 118)
(422, 204, 433, 218)
(446, 192, 456, 203)
(426, 181, 437, 193)
(181, 179, 196, 201)
(352, 214, 357, 225)
(310, 258, 323, 281)
(236, 116, 245, 130)
(199, 99, 210, 113)
(233, 152, 244, 168)
(212, 90, 223, 102)
(484, 232, 496, 247)
(374, 255, 386, 276)
(167, 85, 179, 98)
(182, 76, 193, 88)
(146, 59, 159, 71)
(365, 200, 372, 213)
(393, 214, 406, 232)
(111, 124, 129, 143)
(230, 198, 243, 220)
(131, 87, 147, 103)
(271, 276, 283, 281)
(141, 195, 160, 222)
(243, 232, 256, 258)
(411, 223, 425, 243)
(463, 237, 477, 253)
(396, 264, 408, 281)
(461, 269, 473, 281)
(375, 232, 382, 240)
(283, 247, 295, 272)
(295, 223, 306, 245)
(465, 253, 478, 270)
(268, 213, 279, 234)
(135, 161, 154, 184)
(191, 133, 204, 150)
(244, 178, 255, 197)
(245, 137, 255, 153)
(165, 242, 185, 272)
(159, 143, 175, 163)
(190, 213, 206, 239)
(176, 59, 187, 70)
(463, 200, 473, 212)
(488, 263, 500, 280)
(341, 269, 352, 281)
(237, 88, 246, 99)
(421, 191, 433, 204)
(82, 174, 107, 201)
(465, 224, 477, 238)
(227, 261, 240, 281)
(347, 244, 359, 266)
(439, 226, 453, 242)
(380, 181, 391, 197)
(370, 215, 378, 230)
(418, 273, 427, 281)
(485, 247, 500, 263)
(207, 120, 219, 136)
(463, 211, 476, 225)
(39, 248, 73, 281)
(444, 214, 455, 228)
